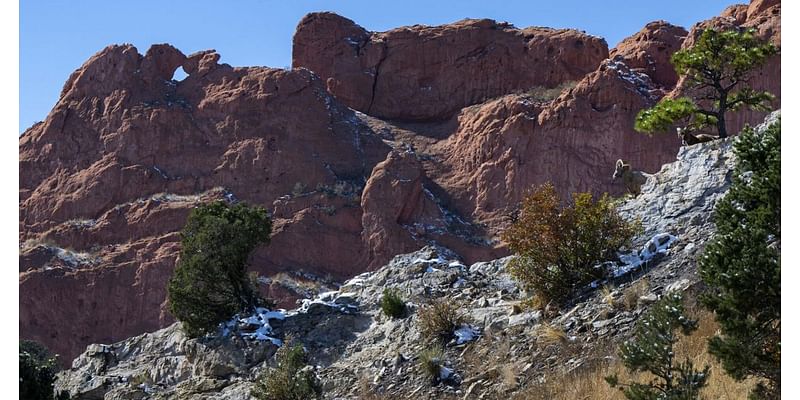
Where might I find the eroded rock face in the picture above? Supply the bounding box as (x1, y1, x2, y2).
(21, 1, 781, 366)
(610, 21, 688, 87)
(18, 43, 479, 363)
(432, 58, 680, 232)
(292, 12, 609, 121)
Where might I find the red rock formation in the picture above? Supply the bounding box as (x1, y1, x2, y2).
(610, 21, 688, 87)
(19, 1, 780, 364)
(19, 43, 483, 362)
(432, 59, 681, 232)
(293, 13, 609, 121)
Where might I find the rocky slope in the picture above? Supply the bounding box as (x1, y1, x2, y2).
(55, 111, 780, 399)
(20, 1, 780, 363)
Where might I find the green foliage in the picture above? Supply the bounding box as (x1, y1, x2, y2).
(20, 340, 69, 400)
(418, 347, 444, 384)
(380, 288, 407, 318)
(502, 183, 639, 304)
(168, 201, 272, 337)
(252, 343, 322, 400)
(418, 299, 465, 344)
(699, 119, 780, 399)
(635, 98, 701, 133)
(636, 28, 778, 138)
(606, 293, 709, 400)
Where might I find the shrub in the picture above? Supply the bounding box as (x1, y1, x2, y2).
(418, 347, 444, 384)
(522, 80, 578, 102)
(606, 293, 709, 400)
(418, 299, 464, 344)
(20, 340, 69, 400)
(380, 288, 406, 318)
(168, 201, 272, 337)
(252, 343, 322, 400)
(699, 119, 780, 399)
(502, 183, 639, 304)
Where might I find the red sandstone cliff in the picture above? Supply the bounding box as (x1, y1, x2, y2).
(292, 13, 609, 121)
(20, 1, 780, 363)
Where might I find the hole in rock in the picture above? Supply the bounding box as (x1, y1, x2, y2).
(172, 66, 188, 82)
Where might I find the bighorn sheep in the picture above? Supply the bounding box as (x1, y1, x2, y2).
(677, 127, 718, 146)
(612, 159, 650, 196)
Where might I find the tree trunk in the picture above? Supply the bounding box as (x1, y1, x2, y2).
(717, 94, 728, 138)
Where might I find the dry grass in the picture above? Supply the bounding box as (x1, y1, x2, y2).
(600, 285, 617, 308)
(515, 309, 754, 400)
(536, 323, 570, 347)
(501, 364, 519, 390)
(622, 278, 650, 311)
(521, 80, 578, 102)
(418, 347, 444, 383)
(522, 293, 548, 312)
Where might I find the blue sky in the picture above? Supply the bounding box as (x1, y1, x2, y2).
(20, 0, 737, 132)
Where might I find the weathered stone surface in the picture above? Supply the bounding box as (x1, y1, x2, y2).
(17, 42, 480, 363)
(58, 111, 781, 399)
(20, 1, 781, 367)
(610, 21, 688, 87)
(293, 12, 609, 121)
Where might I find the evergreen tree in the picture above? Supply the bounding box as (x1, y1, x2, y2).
(635, 28, 777, 138)
(252, 343, 322, 400)
(699, 119, 780, 398)
(606, 293, 709, 400)
(168, 201, 271, 337)
(20, 340, 69, 400)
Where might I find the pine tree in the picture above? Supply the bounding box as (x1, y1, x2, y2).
(635, 28, 777, 138)
(168, 200, 272, 337)
(20, 340, 69, 400)
(606, 293, 709, 400)
(699, 119, 780, 398)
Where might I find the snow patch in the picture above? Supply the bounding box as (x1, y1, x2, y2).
(589, 233, 678, 287)
(454, 325, 481, 344)
(218, 307, 286, 345)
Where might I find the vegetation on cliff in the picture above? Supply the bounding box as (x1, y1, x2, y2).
(20, 340, 69, 400)
(168, 201, 272, 337)
(699, 119, 781, 398)
(635, 28, 777, 138)
(606, 293, 709, 399)
(502, 183, 639, 304)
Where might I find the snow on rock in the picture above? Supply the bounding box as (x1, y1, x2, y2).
(439, 366, 454, 381)
(219, 307, 286, 345)
(589, 232, 679, 287)
(296, 289, 360, 315)
(610, 232, 678, 278)
(454, 325, 481, 344)
(604, 57, 659, 101)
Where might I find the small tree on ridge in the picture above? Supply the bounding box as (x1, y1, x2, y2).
(635, 28, 777, 138)
(168, 200, 271, 337)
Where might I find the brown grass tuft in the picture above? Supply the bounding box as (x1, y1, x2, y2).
(536, 323, 570, 347)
